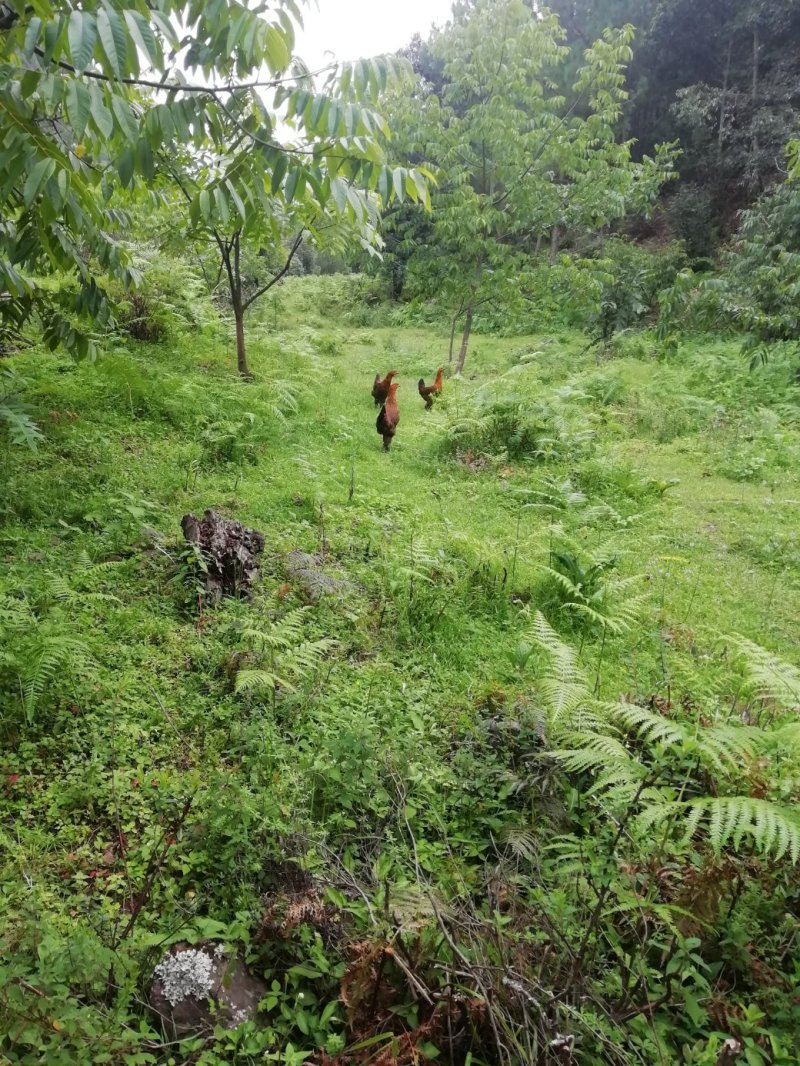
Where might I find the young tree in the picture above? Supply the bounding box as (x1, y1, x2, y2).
(0, 0, 428, 367)
(389, 0, 675, 373)
(160, 71, 428, 377)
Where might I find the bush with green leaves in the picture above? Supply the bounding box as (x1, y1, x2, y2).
(659, 179, 800, 367)
(537, 539, 646, 634)
(444, 382, 597, 463)
(0, 366, 42, 451)
(585, 236, 688, 346)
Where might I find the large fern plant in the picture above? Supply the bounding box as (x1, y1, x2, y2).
(0, 583, 98, 724)
(0, 366, 42, 451)
(540, 536, 646, 634)
(528, 613, 800, 863)
(234, 606, 336, 709)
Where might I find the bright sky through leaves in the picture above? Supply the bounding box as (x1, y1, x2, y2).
(294, 0, 455, 67)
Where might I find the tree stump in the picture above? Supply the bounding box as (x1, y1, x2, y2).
(181, 509, 265, 603)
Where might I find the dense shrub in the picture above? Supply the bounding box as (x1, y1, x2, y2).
(110, 247, 219, 341)
(444, 384, 596, 462)
(587, 237, 689, 345)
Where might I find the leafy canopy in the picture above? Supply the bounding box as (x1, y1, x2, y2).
(385, 0, 677, 366)
(0, 0, 429, 357)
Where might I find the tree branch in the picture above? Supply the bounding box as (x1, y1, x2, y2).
(492, 87, 588, 209)
(241, 230, 304, 311)
(34, 48, 334, 94)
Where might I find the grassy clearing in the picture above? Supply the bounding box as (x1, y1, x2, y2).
(2, 278, 800, 1062)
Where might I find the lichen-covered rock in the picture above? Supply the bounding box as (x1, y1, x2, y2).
(181, 509, 265, 602)
(284, 550, 355, 603)
(149, 941, 267, 1038)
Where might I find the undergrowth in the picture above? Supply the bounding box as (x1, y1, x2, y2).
(2, 277, 800, 1064)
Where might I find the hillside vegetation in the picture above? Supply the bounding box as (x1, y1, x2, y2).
(2, 276, 800, 1064)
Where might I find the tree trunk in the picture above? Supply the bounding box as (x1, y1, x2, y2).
(751, 20, 760, 157)
(454, 304, 473, 376)
(448, 308, 461, 364)
(549, 224, 561, 265)
(718, 37, 732, 156)
(235, 311, 249, 378)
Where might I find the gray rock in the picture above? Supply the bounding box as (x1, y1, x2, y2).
(149, 941, 267, 1038)
(285, 550, 355, 603)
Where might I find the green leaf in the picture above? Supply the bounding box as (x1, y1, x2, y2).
(199, 188, 211, 222)
(309, 93, 328, 133)
(135, 138, 154, 181)
(270, 154, 288, 195)
(327, 100, 340, 136)
(23, 158, 56, 208)
(66, 81, 91, 140)
(96, 6, 129, 80)
(116, 145, 135, 188)
(42, 17, 64, 65)
(392, 167, 404, 203)
(23, 17, 42, 58)
(149, 10, 179, 49)
(88, 81, 114, 138)
(124, 10, 162, 69)
(20, 70, 41, 99)
(264, 25, 290, 72)
(213, 187, 230, 226)
(377, 166, 391, 202)
(330, 177, 348, 213)
(284, 166, 300, 203)
(111, 94, 138, 142)
(68, 10, 97, 72)
(225, 180, 246, 221)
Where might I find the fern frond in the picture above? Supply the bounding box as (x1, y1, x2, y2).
(0, 594, 33, 630)
(497, 826, 539, 863)
(528, 611, 582, 685)
(605, 701, 687, 748)
(766, 722, 800, 751)
(635, 800, 684, 835)
(698, 724, 757, 771)
(564, 601, 630, 634)
(542, 567, 581, 597)
(680, 797, 800, 862)
(727, 634, 800, 709)
(587, 765, 649, 801)
(285, 638, 336, 675)
(538, 679, 589, 726)
(234, 669, 296, 694)
(22, 634, 91, 722)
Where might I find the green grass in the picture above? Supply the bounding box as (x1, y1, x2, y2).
(2, 279, 800, 1063)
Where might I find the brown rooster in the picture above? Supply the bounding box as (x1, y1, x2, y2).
(376, 381, 400, 451)
(418, 367, 443, 409)
(372, 370, 398, 406)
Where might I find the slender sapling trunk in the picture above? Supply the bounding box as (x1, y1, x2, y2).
(454, 304, 473, 376)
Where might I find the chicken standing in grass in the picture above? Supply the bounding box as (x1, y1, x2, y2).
(418, 367, 443, 409)
(376, 381, 400, 451)
(372, 370, 398, 406)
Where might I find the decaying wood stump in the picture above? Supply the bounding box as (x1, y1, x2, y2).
(181, 509, 264, 602)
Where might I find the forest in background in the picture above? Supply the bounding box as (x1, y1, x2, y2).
(2, 0, 800, 1063)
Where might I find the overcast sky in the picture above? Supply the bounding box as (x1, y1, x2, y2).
(294, 0, 455, 68)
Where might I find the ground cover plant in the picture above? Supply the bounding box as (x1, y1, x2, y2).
(3, 0, 800, 1060)
(2, 272, 800, 1064)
